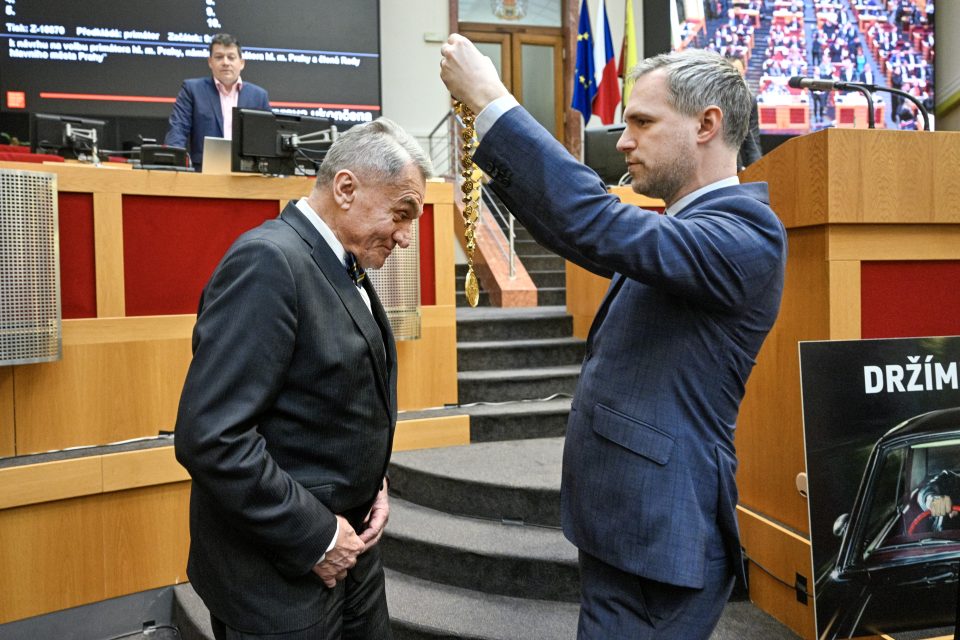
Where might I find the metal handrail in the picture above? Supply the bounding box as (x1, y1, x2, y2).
(480, 188, 516, 279)
(424, 108, 456, 178)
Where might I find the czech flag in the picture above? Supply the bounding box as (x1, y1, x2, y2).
(592, 0, 619, 124)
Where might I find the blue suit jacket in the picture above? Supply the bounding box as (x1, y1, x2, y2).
(164, 76, 271, 168)
(474, 107, 786, 589)
(174, 203, 396, 632)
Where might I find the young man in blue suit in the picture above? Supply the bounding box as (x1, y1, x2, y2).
(175, 118, 430, 639)
(164, 33, 271, 169)
(441, 37, 786, 639)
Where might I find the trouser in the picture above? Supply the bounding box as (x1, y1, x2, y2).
(577, 549, 734, 640)
(211, 546, 392, 640)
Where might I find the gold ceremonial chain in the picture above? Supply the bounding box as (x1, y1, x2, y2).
(455, 100, 482, 308)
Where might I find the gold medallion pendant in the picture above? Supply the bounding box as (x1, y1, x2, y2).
(455, 100, 482, 308)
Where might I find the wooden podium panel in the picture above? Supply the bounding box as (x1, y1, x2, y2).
(737, 129, 960, 638)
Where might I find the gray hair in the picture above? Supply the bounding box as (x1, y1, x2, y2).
(629, 49, 753, 149)
(316, 117, 433, 187)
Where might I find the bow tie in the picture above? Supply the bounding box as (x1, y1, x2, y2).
(345, 252, 366, 287)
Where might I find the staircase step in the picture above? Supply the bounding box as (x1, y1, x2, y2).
(386, 569, 578, 640)
(397, 397, 571, 442)
(537, 287, 566, 306)
(457, 337, 585, 371)
(388, 437, 563, 527)
(381, 498, 578, 601)
(523, 254, 565, 271)
(528, 269, 566, 288)
(466, 397, 571, 442)
(458, 365, 580, 404)
(514, 238, 546, 256)
(456, 289, 490, 308)
(511, 227, 534, 242)
(456, 306, 572, 342)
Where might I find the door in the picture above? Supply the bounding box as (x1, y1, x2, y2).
(461, 28, 564, 140)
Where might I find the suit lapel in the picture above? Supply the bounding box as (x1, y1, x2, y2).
(237, 85, 255, 108)
(280, 204, 393, 416)
(364, 281, 397, 415)
(204, 78, 224, 136)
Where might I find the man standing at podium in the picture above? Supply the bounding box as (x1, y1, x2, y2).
(175, 118, 430, 639)
(165, 33, 271, 169)
(441, 38, 786, 639)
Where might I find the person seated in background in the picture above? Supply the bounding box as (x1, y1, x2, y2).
(165, 33, 271, 169)
(898, 105, 918, 130)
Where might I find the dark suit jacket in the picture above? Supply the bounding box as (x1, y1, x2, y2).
(164, 76, 271, 168)
(174, 202, 397, 633)
(474, 107, 786, 590)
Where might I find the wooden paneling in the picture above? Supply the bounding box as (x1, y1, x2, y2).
(62, 315, 196, 345)
(566, 263, 611, 339)
(396, 305, 458, 411)
(739, 228, 831, 538)
(827, 225, 960, 261)
(13, 320, 193, 453)
(0, 495, 107, 623)
(101, 482, 190, 599)
(92, 191, 125, 318)
(394, 415, 470, 452)
(0, 367, 12, 457)
(0, 457, 102, 509)
(742, 129, 960, 228)
(738, 506, 816, 640)
(0, 161, 316, 200)
(0, 482, 191, 625)
(102, 447, 189, 492)
(432, 201, 457, 308)
(828, 260, 861, 340)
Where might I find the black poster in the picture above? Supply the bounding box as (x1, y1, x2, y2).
(800, 336, 960, 640)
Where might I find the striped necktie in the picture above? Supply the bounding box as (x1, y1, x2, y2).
(345, 252, 366, 287)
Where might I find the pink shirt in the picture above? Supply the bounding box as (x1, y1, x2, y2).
(214, 76, 243, 140)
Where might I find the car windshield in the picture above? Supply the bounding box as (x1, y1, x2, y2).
(858, 446, 906, 560)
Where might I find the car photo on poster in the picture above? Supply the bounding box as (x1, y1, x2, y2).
(816, 407, 960, 640)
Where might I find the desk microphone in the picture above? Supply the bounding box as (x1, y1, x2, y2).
(787, 76, 931, 131)
(788, 76, 877, 129)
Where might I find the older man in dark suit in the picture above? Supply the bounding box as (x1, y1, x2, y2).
(174, 118, 430, 640)
(441, 38, 786, 639)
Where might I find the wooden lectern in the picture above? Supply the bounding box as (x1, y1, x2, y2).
(737, 128, 960, 639)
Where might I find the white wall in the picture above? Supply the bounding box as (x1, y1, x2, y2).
(379, 0, 452, 138)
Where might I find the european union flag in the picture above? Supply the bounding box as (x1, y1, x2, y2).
(571, 0, 596, 123)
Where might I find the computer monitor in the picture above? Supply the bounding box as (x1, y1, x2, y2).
(231, 108, 338, 176)
(583, 123, 627, 187)
(30, 113, 107, 161)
